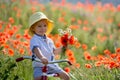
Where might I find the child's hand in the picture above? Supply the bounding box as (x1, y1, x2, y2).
(41, 57, 48, 64)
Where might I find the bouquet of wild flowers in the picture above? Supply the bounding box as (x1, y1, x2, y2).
(58, 28, 77, 58)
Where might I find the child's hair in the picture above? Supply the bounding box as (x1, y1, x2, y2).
(28, 12, 54, 36)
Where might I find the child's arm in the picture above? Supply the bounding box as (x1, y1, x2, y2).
(33, 47, 48, 64)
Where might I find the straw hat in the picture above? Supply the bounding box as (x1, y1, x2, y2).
(29, 12, 53, 35)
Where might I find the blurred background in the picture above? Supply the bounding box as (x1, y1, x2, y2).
(1, 0, 120, 6)
(38, 0, 120, 6)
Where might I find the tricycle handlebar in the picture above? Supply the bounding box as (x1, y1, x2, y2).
(16, 56, 72, 65)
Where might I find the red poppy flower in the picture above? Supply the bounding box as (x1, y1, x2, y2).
(116, 48, 120, 53)
(61, 33, 69, 46)
(68, 35, 75, 45)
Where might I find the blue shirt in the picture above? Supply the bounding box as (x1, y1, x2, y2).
(30, 34, 56, 67)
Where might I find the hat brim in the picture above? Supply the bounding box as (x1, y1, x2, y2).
(46, 20, 54, 35)
(28, 19, 54, 36)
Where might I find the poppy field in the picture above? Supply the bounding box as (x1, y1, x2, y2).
(0, 0, 120, 80)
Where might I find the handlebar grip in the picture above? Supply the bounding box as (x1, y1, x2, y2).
(67, 61, 72, 65)
(16, 57, 24, 62)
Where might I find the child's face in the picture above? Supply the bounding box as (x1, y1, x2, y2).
(33, 20, 48, 36)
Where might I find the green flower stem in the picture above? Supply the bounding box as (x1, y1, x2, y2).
(60, 46, 67, 59)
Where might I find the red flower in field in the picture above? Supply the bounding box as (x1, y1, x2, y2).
(19, 48, 24, 55)
(58, 17, 65, 23)
(24, 33, 31, 40)
(85, 64, 92, 69)
(75, 42, 81, 48)
(61, 33, 69, 46)
(68, 56, 76, 64)
(75, 63, 80, 68)
(66, 49, 74, 57)
(116, 48, 120, 53)
(82, 44, 87, 50)
(109, 61, 116, 68)
(8, 30, 14, 36)
(95, 61, 102, 67)
(97, 55, 104, 60)
(68, 35, 76, 45)
(116, 55, 120, 62)
(24, 30, 31, 40)
(64, 67, 70, 73)
(84, 51, 91, 60)
(9, 17, 14, 24)
(69, 25, 79, 30)
(23, 41, 29, 47)
(104, 49, 111, 55)
(110, 53, 117, 59)
(16, 34, 21, 39)
(8, 48, 14, 56)
(55, 42, 61, 48)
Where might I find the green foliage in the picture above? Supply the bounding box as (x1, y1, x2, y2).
(0, 54, 17, 80)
